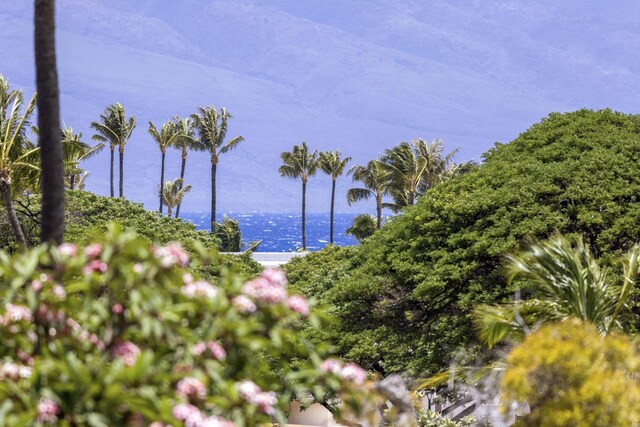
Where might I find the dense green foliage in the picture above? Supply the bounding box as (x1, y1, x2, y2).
(0, 191, 261, 278)
(0, 226, 374, 425)
(287, 109, 640, 375)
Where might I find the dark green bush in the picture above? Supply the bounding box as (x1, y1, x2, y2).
(287, 109, 640, 375)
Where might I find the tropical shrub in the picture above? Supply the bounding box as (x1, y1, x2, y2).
(287, 109, 640, 375)
(501, 321, 640, 426)
(0, 225, 372, 425)
(0, 191, 261, 277)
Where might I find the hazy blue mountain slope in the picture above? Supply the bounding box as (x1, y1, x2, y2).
(0, 0, 638, 212)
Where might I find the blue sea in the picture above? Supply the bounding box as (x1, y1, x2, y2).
(181, 213, 359, 252)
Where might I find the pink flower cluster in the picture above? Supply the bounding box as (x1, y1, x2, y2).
(58, 243, 77, 257)
(320, 359, 367, 385)
(83, 260, 107, 275)
(237, 380, 277, 415)
(111, 340, 141, 366)
(0, 362, 32, 380)
(191, 341, 226, 361)
(176, 377, 207, 400)
(286, 295, 309, 316)
(172, 404, 235, 427)
(153, 243, 189, 268)
(241, 275, 287, 304)
(2, 303, 32, 324)
(182, 280, 218, 299)
(231, 295, 256, 314)
(84, 243, 102, 259)
(37, 398, 60, 424)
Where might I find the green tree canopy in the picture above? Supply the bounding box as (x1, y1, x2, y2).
(287, 109, 640, 375)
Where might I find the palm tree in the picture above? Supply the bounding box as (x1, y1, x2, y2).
(318, 150, 351, 244)
(148, 119, 182, 213)
(381, 139, 471, 211)
(191, 106, 244, 231)
(415, 138, 471, 193)
(214, 215, 242, 252)
(172, 116, 200, 218)
(0, 76, 39, 246)
(347, 160, 388, 228)
(61, 128, 103, 190)
(346, 214, 376, 242)
(279, 142, 318, 250)
(35, 0, 64, 244)
(90, 103, 136, 198)
(380, 141, 425, 210)
(474, 235, 640, 347)
(161, 178, 192, 218)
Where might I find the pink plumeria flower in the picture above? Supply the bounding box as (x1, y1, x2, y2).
(241, 278, 287, 304)
(153, 243, 189, 268)
(112, 303, 124, 315)
(31, 279, 43, 292)
(181, 281, 218, 299)
(176, 377, 207, 400)
(83, 260, 108, 275)
(58, 243, 77, 257)
(52, 285, 66, 300)
(340, 362, 367, 385)
(286, 295, 309, 316)
(232, 295, 257, 314)
(4, 303, 32, 324)
(191, 342, 207, 356)
(37, 398, 60, 424)
(320, 358, 343, 375)
(84, 243, 103, 259)
(111, 340, 140, 366)
(207, 341, 226, 361)
(172, 403, 203, 422)
(201, 416, 236, 427)
(261, 268, 287, 287)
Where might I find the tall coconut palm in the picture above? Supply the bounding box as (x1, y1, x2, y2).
(382, 139, 472, 211)
(380, 141, 425, 210)
(345, 213, 376, 242)
(35, 0, 64, 244)
(148, 119, 182, 213)
(90, 103, 136, 198)
(474, 236, 640, 347)
(279, 142, 318, 250)
(0, 76, 39, 246)
(191, 106, 244, 231)
(59, 128, 103, 190)
(161, 178, 192, 218)
(172, 116, 201, 218)
(318, 150, 351, 244)
(347, 160, 388, 228)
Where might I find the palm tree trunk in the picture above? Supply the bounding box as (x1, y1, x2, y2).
(210, 161, 217, 232)
(70, 173, 75, 190)
(167, 205, 173, 217)
(159, 151, 165, 213)
(329, 178, 336, 244)
(35, 0, 64, 245)
(110, 147, 114, 197)
(302, 180, 307, 250)
(119, 146, 124, 198)
(376, 194, 382, 229)
(1, 181, 26, 246)
(175, 155, 187, 218)
(408, 189, 415, 205)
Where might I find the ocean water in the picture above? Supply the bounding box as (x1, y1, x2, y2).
(181, 212, 360, 252)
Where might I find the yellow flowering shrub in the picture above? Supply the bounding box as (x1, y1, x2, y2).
(502, 320, 640, 426)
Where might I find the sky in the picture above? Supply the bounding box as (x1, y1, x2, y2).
(1, 0, 639, 213)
